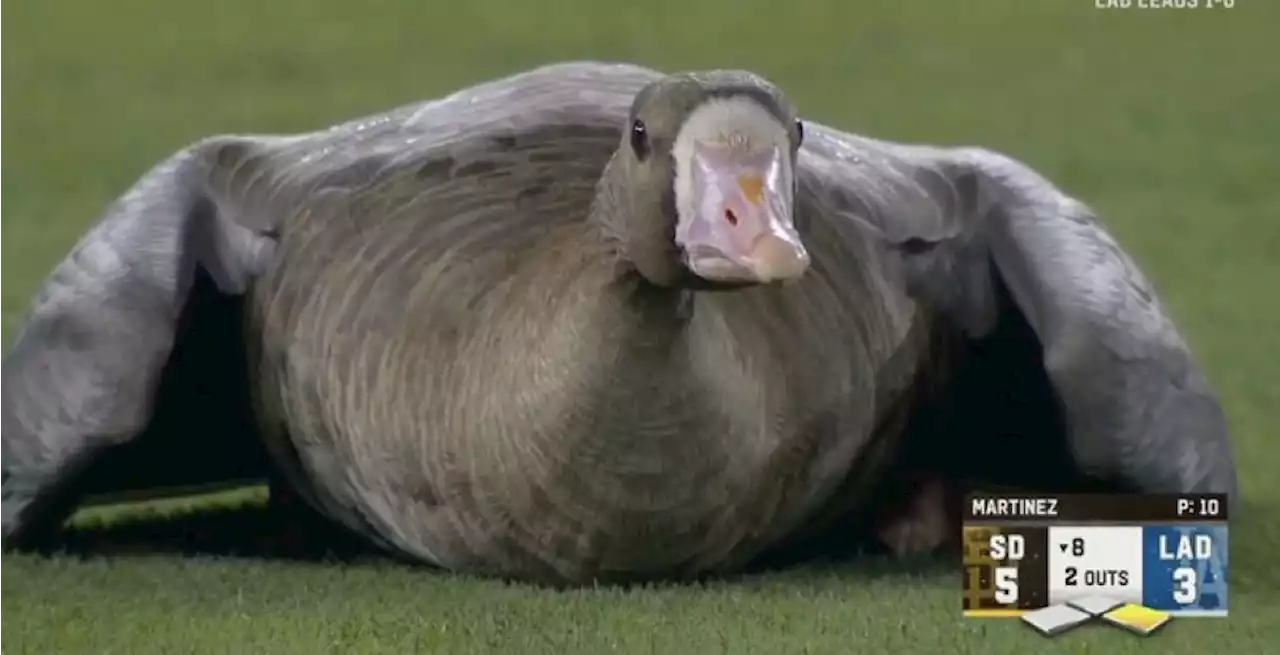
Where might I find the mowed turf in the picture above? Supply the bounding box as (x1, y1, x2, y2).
(3, 0, 1278, 653)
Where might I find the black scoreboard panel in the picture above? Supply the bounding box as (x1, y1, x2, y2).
(962, 525, 1050, 614)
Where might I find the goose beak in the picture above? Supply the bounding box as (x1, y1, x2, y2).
(676, 144, 810, 284)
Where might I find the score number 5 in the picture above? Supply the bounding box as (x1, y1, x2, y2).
(995, 567, 1019, 604)
(989, 534, 1024, 605)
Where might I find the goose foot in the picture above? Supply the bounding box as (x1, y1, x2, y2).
(873, 474, 960, 557)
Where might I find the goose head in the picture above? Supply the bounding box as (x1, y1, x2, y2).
(598, 70, 810, 289)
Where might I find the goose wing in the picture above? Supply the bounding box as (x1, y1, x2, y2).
(797, 127, 1236, 497)
(0, 61, 666, 547)
(0, 134, 300, 546)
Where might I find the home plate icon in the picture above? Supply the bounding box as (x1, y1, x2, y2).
(1021, 596, 1172, 637)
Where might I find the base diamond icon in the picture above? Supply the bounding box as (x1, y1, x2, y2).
(1021, 604, 1093, 636)
(1067, 595, 1125, 617)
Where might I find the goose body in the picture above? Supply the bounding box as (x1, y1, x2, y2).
(242, 64, 930, 580)
(2, 62, 1237, 584)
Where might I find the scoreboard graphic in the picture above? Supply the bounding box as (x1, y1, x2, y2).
(962, 493, 1228, 637)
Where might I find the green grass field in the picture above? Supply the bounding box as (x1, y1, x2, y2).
(3, 0, 1279, 652)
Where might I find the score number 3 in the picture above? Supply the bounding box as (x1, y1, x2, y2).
(1173, 567, 1199, 604)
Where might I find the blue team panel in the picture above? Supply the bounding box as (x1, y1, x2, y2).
(1142, 524, 1229, 614)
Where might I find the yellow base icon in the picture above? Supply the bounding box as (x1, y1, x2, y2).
(1102, 604, 1172, 635)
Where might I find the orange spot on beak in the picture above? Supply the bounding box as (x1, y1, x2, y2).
(738, 175, 765, 207)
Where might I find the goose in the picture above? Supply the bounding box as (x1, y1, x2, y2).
(1, 61, 1236, 584)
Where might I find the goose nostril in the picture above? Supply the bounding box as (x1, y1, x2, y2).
(723, 208, 738, 227)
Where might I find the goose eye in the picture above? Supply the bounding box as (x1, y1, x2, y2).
(795, 120, 805, 147)
(630, 119, 650, 161)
